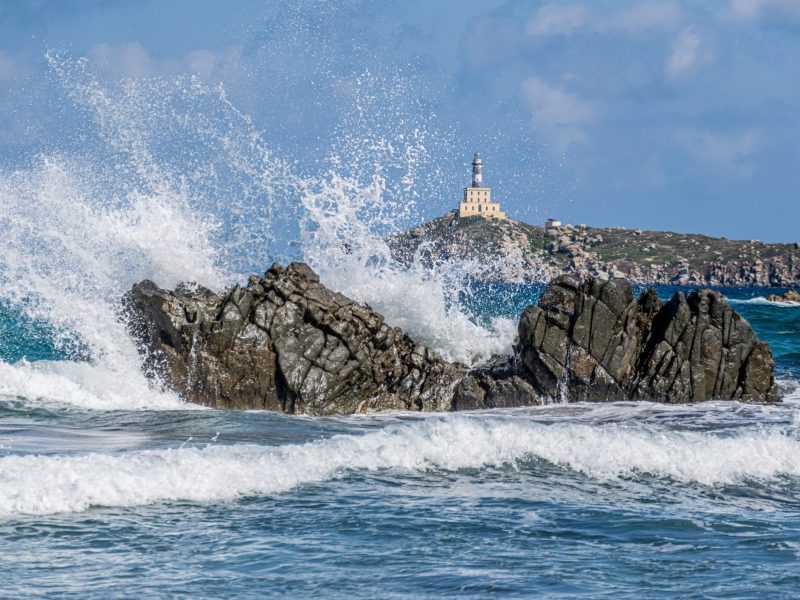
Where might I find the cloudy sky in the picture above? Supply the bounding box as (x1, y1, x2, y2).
(0, 0, 798, 241)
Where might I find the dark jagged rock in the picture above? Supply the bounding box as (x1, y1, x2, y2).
(451, 356, 543, 410)
(454, 275, 781, 408)
(124, 262, 466, 414)
(125, 264, 780, 413)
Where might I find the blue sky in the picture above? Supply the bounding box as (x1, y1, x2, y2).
(0, 0, 798, 242)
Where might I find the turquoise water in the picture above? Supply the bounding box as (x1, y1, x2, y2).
(1, 286, 799, 598)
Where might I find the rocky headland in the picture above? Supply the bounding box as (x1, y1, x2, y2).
(124, 263, 780, 414)
(389, 211, 800, 287)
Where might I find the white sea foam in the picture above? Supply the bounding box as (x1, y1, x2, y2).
(728, 297, 800, 308)
(0, 157, 222, 410)
(780, 379, 800, 404)
(0, 359, 191, 411)
(2, 415, 798, 516)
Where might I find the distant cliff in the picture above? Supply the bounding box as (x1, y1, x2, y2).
(388, 211, 800, 287)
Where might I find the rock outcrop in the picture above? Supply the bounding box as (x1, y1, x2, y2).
(453, 275, 781, 409)
(125, 265, 781, 414)
(124, 262, 466, 414)
(766, 289, 800, 304)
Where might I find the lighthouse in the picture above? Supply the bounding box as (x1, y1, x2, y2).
(459, 152, 507, 220)
(472, 152, 483, 187)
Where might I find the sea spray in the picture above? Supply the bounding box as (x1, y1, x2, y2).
(0, 157, 217, 409)
(0, 359, 191, 411)
(299, 173, 517, 364)
(0, 51, 522, 411)
(296, 69, 518, 364)
(45, 50, 303, 274)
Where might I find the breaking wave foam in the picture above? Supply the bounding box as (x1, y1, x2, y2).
(300, 172, 517, 365)
(0, 156, 224, 410)
(0, 360, 190, 411)
(2, 415, 798, 516)
(729, 297, 800, 308)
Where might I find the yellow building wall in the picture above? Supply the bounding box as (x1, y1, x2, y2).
(459, 187, 507, 219)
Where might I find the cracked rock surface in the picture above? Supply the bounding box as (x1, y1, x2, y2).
(453, 275, 781, 409)
(124, 262, 466, 414)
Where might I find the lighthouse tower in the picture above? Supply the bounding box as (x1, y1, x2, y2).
(472, 152, 483, 187)
(459, 152, 506, 220)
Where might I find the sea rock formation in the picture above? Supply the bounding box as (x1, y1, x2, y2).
(124, 262, 466, 414)
(453, 275, 781, 409)
(125, 264, 781, 414)
(766, 289, 800, 304)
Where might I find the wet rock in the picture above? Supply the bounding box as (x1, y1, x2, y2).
(766, 289, 800, 304)
(124, 262, 466, 414)
(451, 356, 542, 410)
(457, 275, 781, 406)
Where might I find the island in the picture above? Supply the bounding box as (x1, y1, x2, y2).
(389, 152, 799, 287)
(389, 211, 800, 287)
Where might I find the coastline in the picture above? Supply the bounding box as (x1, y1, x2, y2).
(389, 210, 800, 287)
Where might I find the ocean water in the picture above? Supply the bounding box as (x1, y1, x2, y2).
(0, 287, 799, 598)
(1, 54, 799, 598)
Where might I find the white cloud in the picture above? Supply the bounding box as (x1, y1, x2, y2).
(729, 0, 763, 20)
(728, 0, 800, 23)
(601, 1, 683, 34)
(665, 27, 713, 80)
(525, 3, 588, 37)
(88, 42, 155, 78)
(520, 77, 594, 154)
(525, 1, 683, 38)
(84, 42, 236, 81)
(676, 128, 763, 173)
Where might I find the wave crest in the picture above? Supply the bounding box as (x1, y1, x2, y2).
(2, 415, 798, 516)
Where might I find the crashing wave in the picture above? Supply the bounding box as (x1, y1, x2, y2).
(2, 413, 799, 515)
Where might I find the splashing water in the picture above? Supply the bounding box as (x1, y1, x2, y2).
(299, 171, 517, 364)
(295, 69, 518, 364)
(0, 156, 220, 409)
(0, 53, 300, 409)
(0, 52, 520, 409)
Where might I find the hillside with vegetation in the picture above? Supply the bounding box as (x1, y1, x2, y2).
(388, 211, 800, 287)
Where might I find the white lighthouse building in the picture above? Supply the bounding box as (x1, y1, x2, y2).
(458, 152, 506, 220)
